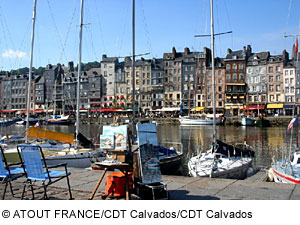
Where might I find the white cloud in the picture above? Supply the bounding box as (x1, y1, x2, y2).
(2, 49, 27, 59)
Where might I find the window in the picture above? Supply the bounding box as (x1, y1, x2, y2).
(239, 74, 244, 81)
(276, 66, 280, 72)
(268, 66, 273, 73)
(290, 70, 294, 75)
(269, 76, 273, 82)
(219, 94, 222, 99)
(218, 70, 221, 76)
(218, 78, 222, 84)
(226, 64, 231, 72)
(291, 87, 295, 93)
(285, 70, 289, 75)
(276, 85, 280, 91)
(207, 71, 211, 76)
(239, 64, 244, 71)
(276, 75, 280, 82)
(218, 86, 222, 92)
(233, 74, 237, 81)
(254, 96, 258, 102)
(290, 78, 294, 84)
(285, 78, 289, 84)
(226, 74, 231, 82)
(270, 95, 274, 102)
(269, 85, 273, 91)
(232, 64, 237, 71)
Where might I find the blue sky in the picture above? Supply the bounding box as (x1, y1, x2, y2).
(0, 0, 299, 71)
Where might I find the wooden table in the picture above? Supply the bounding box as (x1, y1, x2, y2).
(89, 162, 133, 200)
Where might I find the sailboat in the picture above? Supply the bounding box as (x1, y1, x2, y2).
(188, 0, 255, 179)
(270, 116, 300, 184)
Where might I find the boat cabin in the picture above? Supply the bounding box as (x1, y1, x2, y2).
(291, 152, 300, 167)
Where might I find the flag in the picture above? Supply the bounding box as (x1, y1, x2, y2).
(287, 115, 298, 131)
(34, 121, 40, 127)
(295, 38, 298, 54)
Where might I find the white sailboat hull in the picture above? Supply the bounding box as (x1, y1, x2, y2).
(272, 160, 300, 184)
(188, 153, 253, 179)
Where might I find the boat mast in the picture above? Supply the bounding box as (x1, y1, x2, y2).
(75, 0, 84, 147)
(132, 0, 136, 137)
(25, 0, 37, 143)
(210, 0, 216, 146)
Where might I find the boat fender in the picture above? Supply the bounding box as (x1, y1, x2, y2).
(267, 168, 274, 182)
(245, 166, 254, 177)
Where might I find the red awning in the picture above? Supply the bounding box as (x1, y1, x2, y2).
(99, 109, 124, 112)
(244, 105, 265, 110)
(0, 110, 16, 113)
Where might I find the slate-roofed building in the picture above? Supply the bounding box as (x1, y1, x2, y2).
(246, 51, 270, 114)
(224, 45, 251, 116)
(266, 50, 289, 115)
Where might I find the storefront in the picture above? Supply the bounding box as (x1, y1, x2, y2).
(243, 105, 265, 116)
(267, 103, 283, 116)
(283, 104, 295, 116)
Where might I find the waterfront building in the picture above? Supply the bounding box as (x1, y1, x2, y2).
(43, 64, 64, 113)
(162, 47, 183, 111)
(151, 58, 164, 110)
(195, 48, 211, 109)
(224, 46, 251, 116)
(100, 55, 119, 108)
(86, 67, 104, 112)
(246, 51, 270, 115)
(266, 50, 288, 115)
(283, 60, 296, 115)
(182, 48, 197, 111)
(206, 57, 225, 113)
(1, 73, 35, 114)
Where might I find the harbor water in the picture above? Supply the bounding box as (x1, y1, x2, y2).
(3, 123, 299, 175)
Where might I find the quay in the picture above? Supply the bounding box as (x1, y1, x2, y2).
(1, 168, 300, 200)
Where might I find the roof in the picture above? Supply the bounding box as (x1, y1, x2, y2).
(225, 50, 245, 61)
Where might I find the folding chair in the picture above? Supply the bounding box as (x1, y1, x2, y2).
(0, 146, 24, 199)
(17, 144, 72, 200)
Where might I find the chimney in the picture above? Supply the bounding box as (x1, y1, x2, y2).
(172, 47, 176, 58)
(292, 44, 296, 60)
(227, 48, 232, 55)
(243, 46, 246, 56)
(247, 45, 252, 55)
(283, 49, 289, 65)
(184, 47, 190, 56)
(68, 61, 74, 72)
(102, 54, 107, 61)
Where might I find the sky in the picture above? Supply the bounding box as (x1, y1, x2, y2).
(0, 0, 300, 71)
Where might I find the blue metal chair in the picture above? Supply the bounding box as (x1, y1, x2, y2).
(17, 144, 72, 200)
(0, 146, 24, 199)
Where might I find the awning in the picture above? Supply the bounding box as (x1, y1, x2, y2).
(0, 110, 16, 113)
(225, 106, 239, 109)
(191, 107, 205, 111)
(226, 83, 246, 86)
(267, 103, 283, 109)
(284, 104, 295, 109)
(244, 105, 265, 110)
(160, 107, 180, 111)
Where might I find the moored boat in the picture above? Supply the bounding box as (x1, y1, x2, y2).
(188, 140, 255, 178)
(241, 117, 256, 126)
(180, 116, 225, 126)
